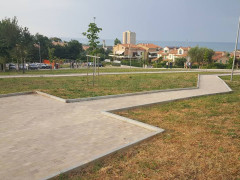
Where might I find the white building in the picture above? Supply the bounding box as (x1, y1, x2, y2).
(123, 31, 136, 44)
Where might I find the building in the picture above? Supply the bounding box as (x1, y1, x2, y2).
(137, 43, 161, 60)
(52, 41, 67, 46)
(230, 50, 240, 59)
(123, 31, 136, 44)
(112, 44, 145, 59)
(82, 45, 90, 51)
(213, 51, 229, 64)
(157, 46, 191, 62)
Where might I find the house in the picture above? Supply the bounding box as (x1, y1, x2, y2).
(212, 51, 229, 64)
(230, 50, 240, 59)
(137, 43, 161, 60)
(112, 44, 145, 59)
(82, 45, 90, 51)
(157, 46, 191, 62)
(52, 41, 67, 46)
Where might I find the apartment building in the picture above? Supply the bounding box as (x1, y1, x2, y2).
(123, 31, 136, 44)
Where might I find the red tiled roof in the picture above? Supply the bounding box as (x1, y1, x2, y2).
(137, 43, 161, 49)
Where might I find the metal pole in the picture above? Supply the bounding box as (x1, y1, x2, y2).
(231, 16, 240, 81)
(38, 42, 41, 63)
(98, 57, 100, 85)
(95, 56, 97, 74)
(93, 57, 95, 87)
(87, 56, 89, 86)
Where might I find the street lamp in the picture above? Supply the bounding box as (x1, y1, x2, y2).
(231, 16, 240, 81)
(38, 42, 41, 63)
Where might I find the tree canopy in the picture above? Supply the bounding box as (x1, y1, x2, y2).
(82, 22, 102, 54)
(114, 38, 121, 45)
(188, 46, 214, 67)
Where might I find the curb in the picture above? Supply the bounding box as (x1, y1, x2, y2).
(45, 131, 162, 180)
(216, 76, 233, 92)
(101, 111, 164, 132)
(35, 91, 66, 103)
(0, 91, 34, 98)
(66, 86, 198, 103)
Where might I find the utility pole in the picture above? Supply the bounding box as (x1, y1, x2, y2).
(231, 16, 240, 81)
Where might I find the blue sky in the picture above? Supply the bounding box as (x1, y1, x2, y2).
(1, 0, 240, 43)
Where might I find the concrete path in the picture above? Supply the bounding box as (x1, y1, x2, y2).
(0, 69, 239, 79)
(0, 74, 232, 180)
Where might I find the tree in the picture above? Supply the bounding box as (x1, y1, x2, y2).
(17, 27, 34, 73)
(203, 48, 214, 65)
(114, 38, 121, 45)
(175, 57, 187, 67)
(188, 46, 214, 67)
(50, 37, 62, 42)
(0, 17, 20, 71)
(66, 40, 83, 60)
(82, 22, 102, 55)
(34, 33, 51, 60)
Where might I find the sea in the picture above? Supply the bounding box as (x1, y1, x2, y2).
(62, 37, 239, 52)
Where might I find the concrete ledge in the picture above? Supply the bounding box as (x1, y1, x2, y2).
(66, 86, 198, 103)
(46, 131, 162, 180)
(102, 111, 164, 132)
(197, 74, 200, 88)
(0, 91, 34, 98)
(108, 90, 233, 113)
(35, 91, 66, 103)
(216, 76, 233, 92)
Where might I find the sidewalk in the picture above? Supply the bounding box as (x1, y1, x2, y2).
(0, 69, 239, 79)
(0, 74, 233, 180)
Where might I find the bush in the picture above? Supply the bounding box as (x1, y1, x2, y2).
(205, 63, 227, 69)
(121, 59, 143, 67)
(102, 62, 112, 67)
(112, 63, 121, 66)
(175, 58, 187, 68)
(153, 61, 167, 68)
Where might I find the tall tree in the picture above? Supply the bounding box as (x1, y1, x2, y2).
(114, 38, 121, 45)
(188, 46, 214, 67)
(66, 40, 83, 60)
(34, 33, 51, 60)
(18, 27, 34, 73)
(0, 17, 20, 71)
(82, 22, 102, 55)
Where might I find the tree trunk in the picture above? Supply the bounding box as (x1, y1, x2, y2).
(22, 57, 25, 74)
(3, 62, 6, 72)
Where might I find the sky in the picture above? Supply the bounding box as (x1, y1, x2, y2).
(0, 0, 240, 43)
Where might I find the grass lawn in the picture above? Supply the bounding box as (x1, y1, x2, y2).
(0, 73, 197, 99)
(57, 75, 240, 179)
(0, 67, 186, 76)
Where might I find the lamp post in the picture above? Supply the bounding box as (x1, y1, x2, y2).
(38, 42, 41, 63)
(231, 16, 240, 81)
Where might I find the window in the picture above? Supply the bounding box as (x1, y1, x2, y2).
(179, 49, 182, 54)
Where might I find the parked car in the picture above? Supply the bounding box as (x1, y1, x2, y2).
(9, 63, 16, 70)
(28, 63, 38, 70)
(36, 63, 47, 69)
(19, 64, 27, 70)
(45, 64, 52, 69)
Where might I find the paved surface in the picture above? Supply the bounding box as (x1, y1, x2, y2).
(0, 74, 232, 180)
(0, 69, 239, 78)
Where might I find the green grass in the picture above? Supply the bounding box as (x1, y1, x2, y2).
(56, 75, 240, 180)
(0, 73, 197, 99)
(0, 67, 187, 76)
